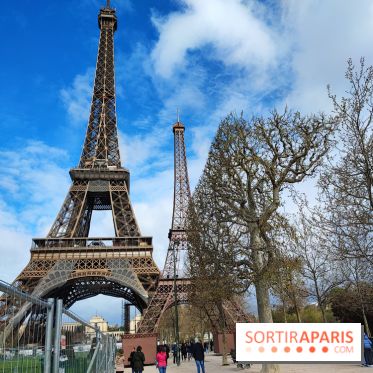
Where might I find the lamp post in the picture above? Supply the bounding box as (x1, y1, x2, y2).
(173, 240, 181, 366)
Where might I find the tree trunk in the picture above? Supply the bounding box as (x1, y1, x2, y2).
(320, 304, 327, 323)
(294, 298, 302, 323)
(217, 302, 228, 365)
(255, 276, 280, 373)
(356, 281, 371, 337)
(282, 300, 287, 323)
(221, 329, 228, 365)
(362, 306, 371, 337)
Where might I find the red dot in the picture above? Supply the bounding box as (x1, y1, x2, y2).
(271, 346, 277, 353)
(259, 346, 265, 353)
(296, 346, 302, 353)
(284, 346, 290, 353)
(322, 346, 328, 353)
(309, 346, 316, 353)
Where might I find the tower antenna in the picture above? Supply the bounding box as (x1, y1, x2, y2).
(177, 108, 180, 123)
(106, 0, 111, 8)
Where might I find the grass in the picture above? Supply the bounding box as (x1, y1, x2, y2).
(0, 355, 89, 373)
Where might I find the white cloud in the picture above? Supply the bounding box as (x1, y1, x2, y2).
(60, 69, 93, 124)
(151, 0, 276, 79)
(282, 0, 373, 112)
(0, 203, 30, 283)
(119, 129, 170, 173)
(0, 141, 70, 282)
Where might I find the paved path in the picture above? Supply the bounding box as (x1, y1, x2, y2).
(116, 353, 367, 373)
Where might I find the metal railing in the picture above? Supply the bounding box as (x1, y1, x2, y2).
(0, 279, 116, 373)
(31, 236, 152, 250)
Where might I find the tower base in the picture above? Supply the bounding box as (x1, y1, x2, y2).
(213, 332, 235, 354)
(122, 333, 158, 366)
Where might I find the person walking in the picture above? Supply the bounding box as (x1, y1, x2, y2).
(156, 345, 168, 373)
(181, 343, 187, 361)
(193, 339, 206, 373)
(187, 343, 192, 361)
(172, 343, 177, 364)
(364, 333, 373, 367)
(132, 346, 145, 373)
(127, 347, 136, 373)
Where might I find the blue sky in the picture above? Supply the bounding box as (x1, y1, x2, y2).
(2, 0, 373, 324)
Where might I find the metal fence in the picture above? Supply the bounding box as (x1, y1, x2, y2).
(0, 279, 116, 373)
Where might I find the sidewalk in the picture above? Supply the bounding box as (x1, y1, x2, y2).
(116, 353, 366, 373)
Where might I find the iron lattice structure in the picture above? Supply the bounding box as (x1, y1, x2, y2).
(137, 120, 191, 333)
(0, 2, 159, 330)
(137, 121, 251, 334)
(163, 121, 191, 279)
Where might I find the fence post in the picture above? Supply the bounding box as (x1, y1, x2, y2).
(44, 298, 55, 373)
(52, 298, 63, 373)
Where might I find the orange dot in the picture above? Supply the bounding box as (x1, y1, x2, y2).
(271, 346, 277, 353)
(309, 346, 316, 353)
(259, 346, 265, 353)
(284, 346, 290, 353)
(296, 346, 302, 353)
(322, 346, 328, 353)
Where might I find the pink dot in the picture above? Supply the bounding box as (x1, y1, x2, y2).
(259, 346, 265, 353)
(271, 346, 277, 353)
(246, 347, 251, 353)
(284, 346, 290, 353)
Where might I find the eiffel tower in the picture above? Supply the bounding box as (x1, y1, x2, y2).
(136, 118, 191, 334)
(131, 117, 251, 354)
(0, 1, 159, 329)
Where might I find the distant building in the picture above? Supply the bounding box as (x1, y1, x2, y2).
(130, 314, 142, 334)
(62, 322, 80, 333)
(62, 315, 128, 342)
(86, 315, 123, 342)
(86, 315, 109, 334)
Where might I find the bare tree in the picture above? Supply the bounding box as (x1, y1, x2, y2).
(339, 256, 373, 335)
(291, 200, 344, 322)
(187, 183, 247, 365)
(271, 253, 307, 323)
(319, 58, 373, 262)
(189, 110, 335, 373)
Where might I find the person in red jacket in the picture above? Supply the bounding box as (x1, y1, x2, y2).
(156, 345, 168, 373)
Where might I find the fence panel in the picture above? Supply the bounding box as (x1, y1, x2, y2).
(0, 280, 116, 373)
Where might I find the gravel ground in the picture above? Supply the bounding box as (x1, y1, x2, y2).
(116, 353, 367, 373)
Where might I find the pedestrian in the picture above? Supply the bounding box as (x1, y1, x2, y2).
(193, 339, 206, 373)
(172, 343, 177, 364)
(127, 347, 136, 373)
(132, 346, 145, 373)
(164, 344, 170, 363)
(181, 343, 187, 361)
(204, 342, 209, 352)
(209, 340, 213, 353)
(364, 333, 373, 367)
(187, 343, 192, 361)
(156, 345, 168, 373)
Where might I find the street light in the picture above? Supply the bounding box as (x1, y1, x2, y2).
(173, 240, 181, 366)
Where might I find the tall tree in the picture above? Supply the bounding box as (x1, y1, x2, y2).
(187, 182, 247, 365)
(291, 199, 344, 322)
(320, 58, 373, 262)
(334, 256, 373, 335)
(189, 110, 335, 373)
